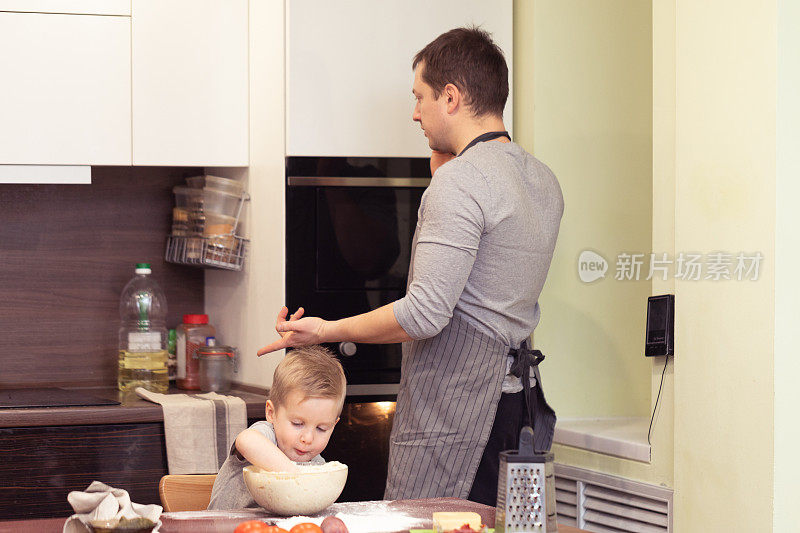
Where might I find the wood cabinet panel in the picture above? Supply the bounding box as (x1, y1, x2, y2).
(0, 416, 262, 520)
(0, 423, 168, 520)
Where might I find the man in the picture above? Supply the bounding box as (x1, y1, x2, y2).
(258, 27, 563, 506)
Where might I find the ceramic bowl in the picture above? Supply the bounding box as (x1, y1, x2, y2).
(243, 462, 348, 516)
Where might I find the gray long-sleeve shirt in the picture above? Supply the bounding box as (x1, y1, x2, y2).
(394, 141, 563, 357)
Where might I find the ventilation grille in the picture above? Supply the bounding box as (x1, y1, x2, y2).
(555, 463, 673, 533)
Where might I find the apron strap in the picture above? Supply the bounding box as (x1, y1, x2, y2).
(508, 344, 545, 438)
(458, 131, 511, 157)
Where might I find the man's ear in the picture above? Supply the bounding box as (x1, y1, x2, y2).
(265, 400, 276, 423)
(443, 83, 461, 114)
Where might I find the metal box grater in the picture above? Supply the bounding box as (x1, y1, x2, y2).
(495, 427, 557, 532)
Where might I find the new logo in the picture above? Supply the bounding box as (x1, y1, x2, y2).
(578, 250, 608, 283)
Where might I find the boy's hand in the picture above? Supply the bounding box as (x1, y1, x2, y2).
(235, 428, 300, 473)
(257, 306, 327, 356)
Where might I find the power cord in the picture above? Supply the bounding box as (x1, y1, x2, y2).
(647, 355, 670, 446)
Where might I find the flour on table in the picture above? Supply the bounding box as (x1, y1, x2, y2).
(163, 509, 264, 520)
(274, 501, 426, 533)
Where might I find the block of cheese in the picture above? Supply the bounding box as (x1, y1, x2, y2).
(432, 511, 483, 532)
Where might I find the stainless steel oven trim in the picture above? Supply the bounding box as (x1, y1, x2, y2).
(288, 176, 431, 188)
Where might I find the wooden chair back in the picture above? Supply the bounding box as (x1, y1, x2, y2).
(158, 474, 217, 512)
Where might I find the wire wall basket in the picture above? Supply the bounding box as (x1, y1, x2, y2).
(165, 234, 249, 271)
(165, 178, 249, 271)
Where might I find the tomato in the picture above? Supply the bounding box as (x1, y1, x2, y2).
(233, 521, 289, 533)
(289, 523, 324, 533)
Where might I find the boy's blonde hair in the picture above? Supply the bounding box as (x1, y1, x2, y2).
(270, 345, 346, 411)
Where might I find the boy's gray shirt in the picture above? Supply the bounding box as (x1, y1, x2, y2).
(207, 420, 324, 510)
(394, 140, 563, 369)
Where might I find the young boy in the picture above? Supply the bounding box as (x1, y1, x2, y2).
(207, 345, 346, 509)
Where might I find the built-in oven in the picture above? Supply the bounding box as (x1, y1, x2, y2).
(285, 156, 430, 397)
(286, 156, 430, 501)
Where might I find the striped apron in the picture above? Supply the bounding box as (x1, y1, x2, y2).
(385, 131, 557, 499)
(384, 313, 557, 499)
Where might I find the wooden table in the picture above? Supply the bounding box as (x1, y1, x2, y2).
(0, 498, 588, 533)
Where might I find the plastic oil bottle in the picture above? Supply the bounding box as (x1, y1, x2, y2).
(118, 263, 169, 392)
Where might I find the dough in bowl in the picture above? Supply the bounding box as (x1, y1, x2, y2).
(243, 461, 348, 515)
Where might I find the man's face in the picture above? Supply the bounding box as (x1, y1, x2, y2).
(412, 63, 450, 152)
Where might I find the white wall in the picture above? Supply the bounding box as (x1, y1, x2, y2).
(205, 0, 287, 391)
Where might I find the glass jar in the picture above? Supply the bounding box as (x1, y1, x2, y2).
(176, 314, 216, 390)
(197, 345, 235, 392)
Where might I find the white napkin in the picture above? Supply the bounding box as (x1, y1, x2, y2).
(63, 481, 162, 533)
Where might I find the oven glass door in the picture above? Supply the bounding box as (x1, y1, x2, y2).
(286, 157, 430, 387)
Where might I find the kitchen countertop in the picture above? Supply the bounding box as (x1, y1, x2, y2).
(0, 386, 267, 428)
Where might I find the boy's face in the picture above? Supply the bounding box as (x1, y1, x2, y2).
(265, 390, 341, 463)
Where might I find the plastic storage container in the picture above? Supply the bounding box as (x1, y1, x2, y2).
(202, 187, 241, 217)
(198, 344, 235, 392)
(172, 186, 203, 236)
(186, 174, 245, 196)
(176, 314, 216, 390)
(166, 176, 249, 271)
(203, 212, 238, 261)
(205, 175, 245, 196)
(118, 263, 169, 393)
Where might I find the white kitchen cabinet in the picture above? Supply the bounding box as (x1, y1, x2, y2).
(0, 12, 131, 166)
(0, 0, 129, 15)
(286, 0, 513, 158)
(132, 0, 249, 166)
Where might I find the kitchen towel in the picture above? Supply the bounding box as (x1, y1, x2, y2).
(135, 387, 247, 475)
(63, 481, 162, 533)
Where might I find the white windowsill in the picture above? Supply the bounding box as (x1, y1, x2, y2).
(553, 417, 651, 463)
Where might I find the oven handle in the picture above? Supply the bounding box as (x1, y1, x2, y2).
(287, 176, 431, 188)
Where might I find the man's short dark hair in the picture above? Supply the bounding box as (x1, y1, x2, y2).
(413, 26, 508, 118)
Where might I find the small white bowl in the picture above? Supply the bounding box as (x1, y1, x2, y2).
(243, 462, 348, 516)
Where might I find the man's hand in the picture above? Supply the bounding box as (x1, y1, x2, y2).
(256, 306, 328, 356)
(430, 149, 455, 175)
(278, 305, 304, 339)
(257, 302, 411, 356)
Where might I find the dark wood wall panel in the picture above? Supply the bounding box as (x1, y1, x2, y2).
(0, 167, 205, 388)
